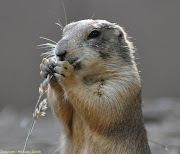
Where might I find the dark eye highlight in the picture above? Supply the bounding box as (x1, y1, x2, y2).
(88, 30, 101, 39)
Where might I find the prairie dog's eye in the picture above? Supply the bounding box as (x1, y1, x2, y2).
(88, 30, 101, 39)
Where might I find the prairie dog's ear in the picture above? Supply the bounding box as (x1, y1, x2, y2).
(115, 25, 134, 53)
(115, 26, 126, 44)
(118, 31, 125, 44)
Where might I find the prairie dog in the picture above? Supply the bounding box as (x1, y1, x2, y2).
(40, 19, 151, 154)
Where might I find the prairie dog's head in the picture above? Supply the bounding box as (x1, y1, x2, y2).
(54, 19, 135, 78)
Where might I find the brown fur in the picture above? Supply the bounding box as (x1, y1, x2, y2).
(40, 19, 151, 154)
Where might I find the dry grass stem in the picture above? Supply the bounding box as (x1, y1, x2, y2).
(149, 139, 168, 151)
(33, 99, 48, 120)
(22, 75, 52, 154)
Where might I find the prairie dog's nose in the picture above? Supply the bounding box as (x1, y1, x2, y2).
(55, 39, 68, 61)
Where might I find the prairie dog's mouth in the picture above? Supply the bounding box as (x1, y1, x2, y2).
(70, 58, 82, 71)
(67, 58, 79, 65)
(56, 56, 81, 71)
(55, 56, 78, 64)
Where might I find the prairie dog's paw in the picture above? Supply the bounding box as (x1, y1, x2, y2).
(54, 61, 78, 87)
(40, 57, 56, 78)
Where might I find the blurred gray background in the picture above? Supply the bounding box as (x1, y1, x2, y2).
(0, 0, 179, 154)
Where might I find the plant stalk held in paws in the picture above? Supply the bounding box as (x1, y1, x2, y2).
(22, 75, 52, 154)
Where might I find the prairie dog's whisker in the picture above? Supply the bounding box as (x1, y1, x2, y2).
(55, 22, 63, 30)
(39, 36, 57, 44)
(38, 38, 56, 58)
(62, 1, 67, 26)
